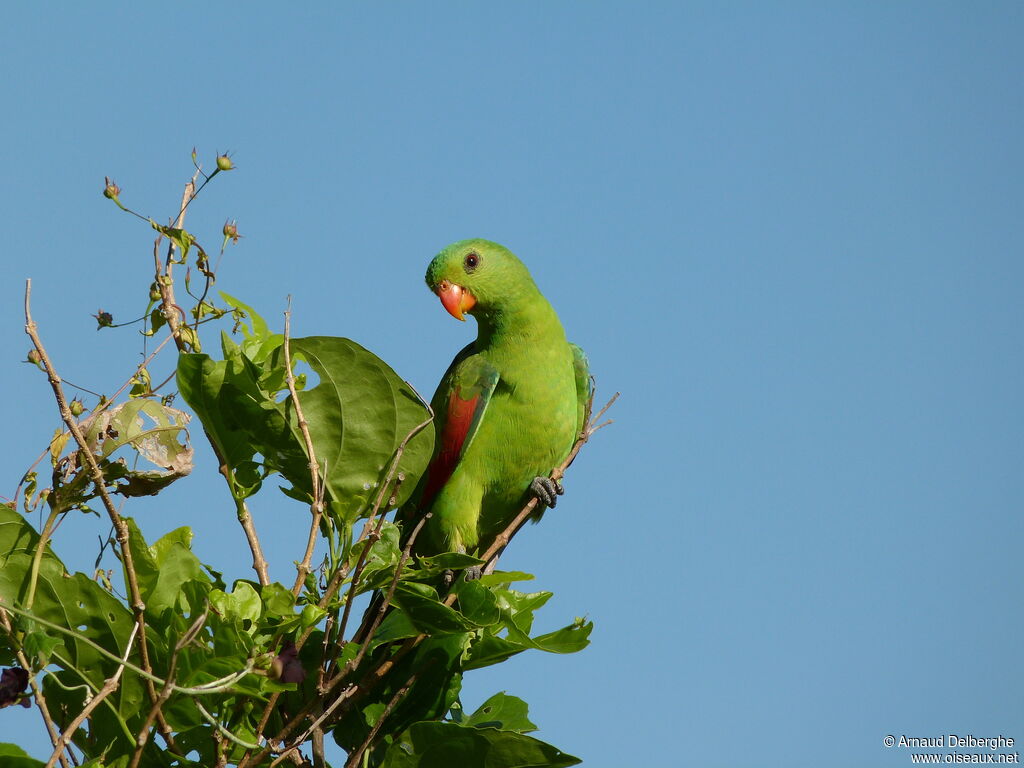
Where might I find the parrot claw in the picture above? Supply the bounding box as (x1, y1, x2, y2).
(530, 476, 564, 508)
(443, 565, 482, 585)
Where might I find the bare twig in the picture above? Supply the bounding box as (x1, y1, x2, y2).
(321, 387, 434, 625)
(334, 396, 434, 645)
(479, 390, 618, 568)
(151, 180, 270, 586)
(346, 509, 431, 675)
(128, 610, 207, 768)
(342, 662, 431, 768)
(45, 622, 139, 768)
(232, 496, 270, 586)
(284, 296, 326, 597)
(153, 176, 196, 349)
(327, 499, 391, 680)
(24, 279, 170, 744)
(244, 511, 434, 768)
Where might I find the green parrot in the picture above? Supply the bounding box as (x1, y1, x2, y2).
(407, 238, 590, 571)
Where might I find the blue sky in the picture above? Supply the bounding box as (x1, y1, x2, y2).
(2, 3, 1022, 766)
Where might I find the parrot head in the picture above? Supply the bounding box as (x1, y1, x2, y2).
(425, 239, 536, 322)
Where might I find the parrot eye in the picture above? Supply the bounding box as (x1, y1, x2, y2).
(463, 252, 480, 272)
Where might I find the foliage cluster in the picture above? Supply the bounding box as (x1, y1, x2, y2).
(0, 155, 607, 768)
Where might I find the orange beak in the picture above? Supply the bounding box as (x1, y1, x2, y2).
(436, 280, 477, 321)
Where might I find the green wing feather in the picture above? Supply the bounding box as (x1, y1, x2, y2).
(570, 343, 591, 438)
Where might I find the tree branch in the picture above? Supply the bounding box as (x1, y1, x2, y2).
(152, 179, 270, 586)
(284, 296, 326, 597)
(45, 622, 139, 768)
(24, 279, 172, 746)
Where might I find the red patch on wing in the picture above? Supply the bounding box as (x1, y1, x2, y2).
(419, 389, 479, 509)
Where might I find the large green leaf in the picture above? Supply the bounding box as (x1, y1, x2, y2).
(177, 334, 433, 523)
(279, 336, 434, 522)
(175, 348, 267, 500)
(380, 721, 581, 768)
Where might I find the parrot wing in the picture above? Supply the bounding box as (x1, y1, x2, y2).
(570, 343, 591, 438)
(418, 344, 500, 510)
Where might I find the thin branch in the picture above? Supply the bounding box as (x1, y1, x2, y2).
(232, 495, 270, 586)
(104, 332, 177, 406)
(331, 501, 391, 661)
(479, 390, 618, 568)
(45, 622, 139, 768)
(342, 662, 431, 768)
(346, 509, 431, 674)
(128, 610, 207, 768)
(242, 510, 433, 768)
(284, 296, 325, 597)
(153, 177, 195, 349)
(24, 279, 166, 739)
(332, 400, 434, 644)
(151, 180, 270, 586)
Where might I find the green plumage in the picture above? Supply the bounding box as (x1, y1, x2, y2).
(410, 239, 589, 557)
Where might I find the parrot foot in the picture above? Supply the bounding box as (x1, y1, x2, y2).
(443, 547, 484, 586)
(443, 565, 483, 585)
(529, 476, 564, 508)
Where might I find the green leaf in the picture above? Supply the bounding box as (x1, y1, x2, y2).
(220, 292, 278, 361)
(381, 721, 581, 768)
(260, 582, 296, 619)
(463, 617, 593, 671)
(151, 221, 195, 262)
(277, 336, 434, 523)
(391, 583, 475, 636)
(125, 520, 207, 615)
(0, 743, 46, 767)
(462, 633, 525, 671)
(144, 306, 167, 337)
(453, 580, 500, 628)
(475, 571, 535, 587)
(175, 351, 262, 500)
(530, 620, 593, 654)
(416, 552, 485, 571)
(209, 581, 261, 631)
(178, 333, 434, 527)
(463, 692, 537, 733)
(22, 619, 61, 665)
(299, 603, 327, 631)
(368, 609, 420, 651)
